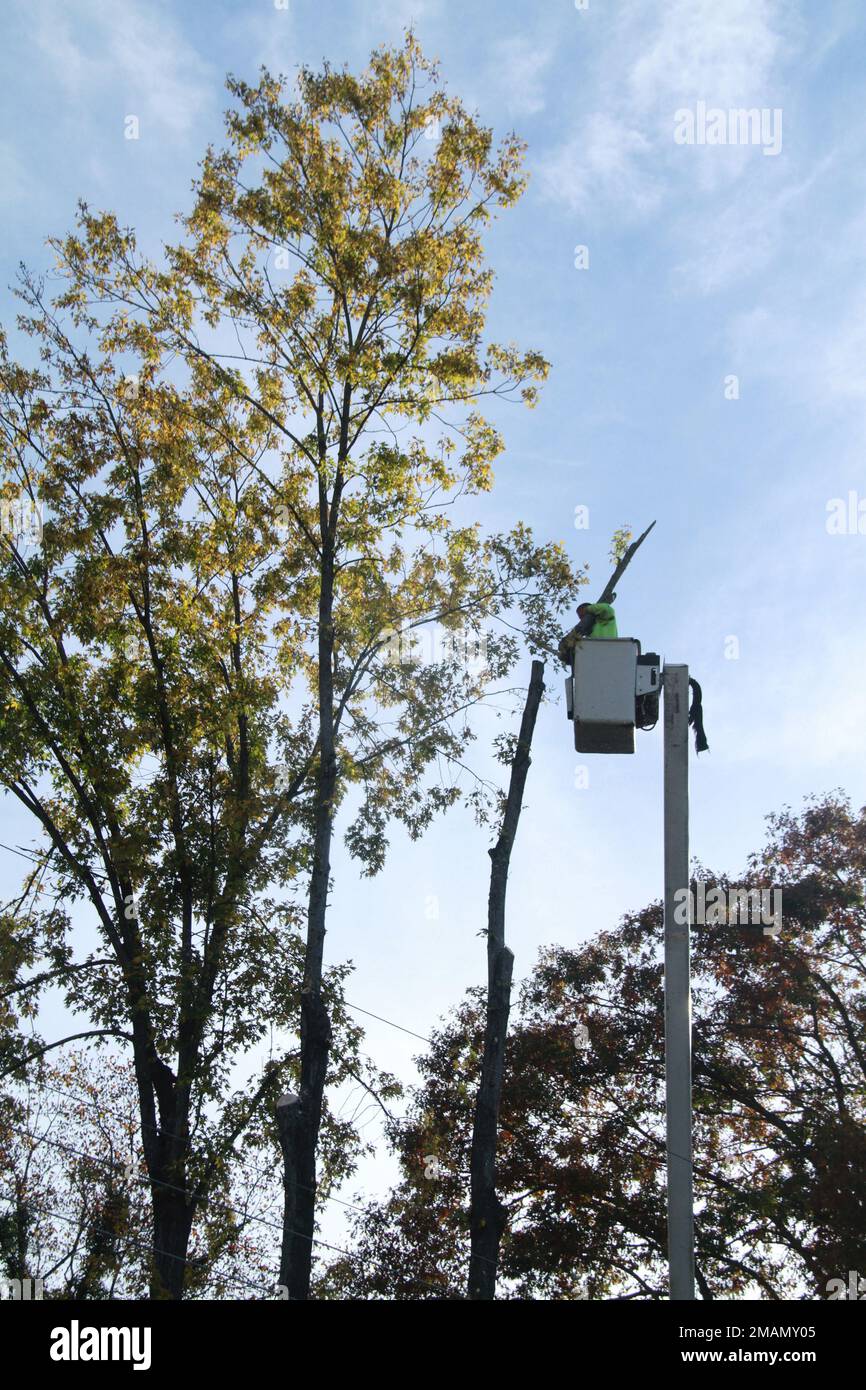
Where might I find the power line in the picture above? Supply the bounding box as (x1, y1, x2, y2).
(8, 1077, 368, 1218)
(3, 1122, 458, 1296)
(343, 1000, 432, 1045)
(0, 1190, 277, 1300)
(0, 838, 112, 885)
(3, 1123, 359, 1263)
(1, 845, 436, 1051)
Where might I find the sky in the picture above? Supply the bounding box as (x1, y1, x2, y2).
(2, 0, 866, 1258)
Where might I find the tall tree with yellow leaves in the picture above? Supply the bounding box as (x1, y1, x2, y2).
(1, 34, 581, 1297)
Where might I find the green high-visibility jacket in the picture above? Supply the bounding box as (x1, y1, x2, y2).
(583, 603, 618, 638)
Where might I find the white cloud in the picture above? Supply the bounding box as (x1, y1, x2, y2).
(671, 161, 827, 295)
(818, 294, 866, 402)
(540, 0, 791, 220)
(724, 277, 866, 409)
(23, 0, 213, 140)
(539, 114, 661, 218)
(626, 0, 784, 115)
(218, 0, 303, 80)
(0, 140, 32, 209)
(723, 634, 866, 767)
(371, 0, 444, 29)
(489, 35, 554, 118)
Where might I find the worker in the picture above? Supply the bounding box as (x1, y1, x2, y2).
(558, 600, 618, 664)
(578, 602, 618, 638)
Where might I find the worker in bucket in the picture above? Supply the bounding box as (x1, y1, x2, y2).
(557, 600, 617, 664)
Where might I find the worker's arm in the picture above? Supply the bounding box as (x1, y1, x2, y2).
(560, 603, 617, 662)
(557, 626, 579, 665)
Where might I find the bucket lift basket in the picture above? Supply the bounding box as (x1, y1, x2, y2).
(565, 639, 660, 754)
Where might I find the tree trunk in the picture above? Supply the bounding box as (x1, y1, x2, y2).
(135, 1036, 195, 1300)
(150, 1187, 194, 1300)
(277, 538, 336, 1300)
(467, 658, 545, 1299)
(276, 988, 332, 1299)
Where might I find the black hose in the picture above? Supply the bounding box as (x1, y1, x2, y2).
(688, 677, 709, 754)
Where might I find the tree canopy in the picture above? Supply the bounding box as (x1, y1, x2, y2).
(323, 794, 866, 1300)
(0, 33, 582, 1297)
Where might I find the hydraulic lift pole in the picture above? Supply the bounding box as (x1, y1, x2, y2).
(663, 664, 695, 1300)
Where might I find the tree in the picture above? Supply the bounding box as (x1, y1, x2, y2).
(467, 522, 653, 1298)
(325, 793, 866, 1299)
(0, 280, 382, 1297)
(467, 659, 544, 1298)
(0, 1051, 150, 1298)
(1, 34, 581, 1298)
(0, 1048, 302, 1299)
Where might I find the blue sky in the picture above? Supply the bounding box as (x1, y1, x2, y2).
(3, 0, 866, 1249)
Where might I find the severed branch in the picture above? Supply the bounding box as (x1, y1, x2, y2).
(596, 519, 657, 606)
(558, 519, 657, 663)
